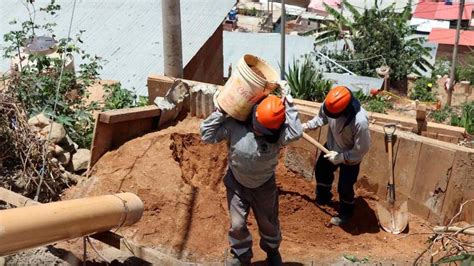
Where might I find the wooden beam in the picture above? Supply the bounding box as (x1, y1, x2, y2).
(99, 106, 161, 124)
(0, 188, 40, 207)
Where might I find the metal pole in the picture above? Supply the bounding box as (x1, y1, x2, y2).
(280, 0, 286, 79)
(447, 0, 464, 106)
(161, 0, 183, 78)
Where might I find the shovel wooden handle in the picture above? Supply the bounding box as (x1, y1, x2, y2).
(302, 133, 330, 154)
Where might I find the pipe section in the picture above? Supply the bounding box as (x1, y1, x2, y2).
(0, 193, 143, 255)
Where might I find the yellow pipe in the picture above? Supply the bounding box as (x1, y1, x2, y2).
(0, 193, 143, 255)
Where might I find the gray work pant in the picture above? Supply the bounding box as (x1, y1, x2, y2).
(224, 169, 281, 259)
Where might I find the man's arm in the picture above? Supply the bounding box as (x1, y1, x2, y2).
(305, 106, 328, 130)
(200, 110, 230, 143)
(279, 102, 303, 146)
(342, 120, 370, 164)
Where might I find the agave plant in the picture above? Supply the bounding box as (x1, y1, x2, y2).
(285, 55, 332, 102)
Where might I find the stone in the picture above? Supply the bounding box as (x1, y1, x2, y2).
(72, 149, 91, 172)
(56, 151, 71, 166)
(27, 113, 51, 129)
(60, 135, 78, 153)
(40, 122, 66, 144)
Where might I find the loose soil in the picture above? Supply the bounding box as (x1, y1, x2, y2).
(250, 65, 266, 80)
(63, 117, 431, 264)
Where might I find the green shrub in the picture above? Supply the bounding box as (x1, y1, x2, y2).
(103, 83, 148, 111)
(3, 1, 149, 148)
(285, 56, 332, 102)
(431, 59, 450, 78)
(430, 106, 451, 123)
(451, 101, 474, 134)
(410, 77, 437, 102)
(353, 90, 393, 114)
(458, 54, 474, 84)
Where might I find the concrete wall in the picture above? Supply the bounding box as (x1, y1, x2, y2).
(184, 25, 224, 86)
(288, 106, 474, 224)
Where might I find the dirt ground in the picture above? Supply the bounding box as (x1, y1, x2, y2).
(62, 117, 432, 264)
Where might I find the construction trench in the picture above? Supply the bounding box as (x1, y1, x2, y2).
(1, 75, 473, 264)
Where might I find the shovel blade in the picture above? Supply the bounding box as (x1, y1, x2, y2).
(376, 201, 409, 234)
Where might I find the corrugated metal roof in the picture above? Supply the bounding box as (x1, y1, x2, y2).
(223, 31, 315, 77)
(429, 28, 474, 46)
(322, 72, 383, 95)
(413, 1, 474, 20)
(0, 0, 235, 96)
(410, 18, 450, 33)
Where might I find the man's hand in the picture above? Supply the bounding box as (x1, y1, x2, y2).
(302, 122, 309, 131)
(278, 80, 293, 104)
(213, 90, 225, 113)
(324, 151, 344, 165)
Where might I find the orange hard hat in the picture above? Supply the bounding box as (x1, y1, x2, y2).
(255, 95, 285, 130)
(323, 86, 352, 118)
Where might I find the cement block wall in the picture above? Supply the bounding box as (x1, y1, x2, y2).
(289, 107, 474, 224)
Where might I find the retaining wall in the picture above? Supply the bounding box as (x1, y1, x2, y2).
(291, 106, 474, 224)
(90, 76, 474, 224)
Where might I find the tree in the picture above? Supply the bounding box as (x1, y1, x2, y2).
(315, 0, 433, 84)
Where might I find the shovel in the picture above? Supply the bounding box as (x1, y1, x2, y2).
(376, 123, 408, 234)
(302, 133, 330, 154)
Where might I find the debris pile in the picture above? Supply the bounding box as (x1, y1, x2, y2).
(0, 94, 76, 202)
(28, 112, 90, 174)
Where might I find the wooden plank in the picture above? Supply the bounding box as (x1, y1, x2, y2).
(89, 115, 114, 170)
(294, 100, 466, 139)
(411, 143, 456, 224)
(0, 188, 40, 207)
(441, 151, 473, 224)
(99, 106, 161, 124)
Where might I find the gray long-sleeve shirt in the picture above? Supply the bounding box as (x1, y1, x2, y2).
(200, 102, 303, 188)
(306, 105, 370, 165)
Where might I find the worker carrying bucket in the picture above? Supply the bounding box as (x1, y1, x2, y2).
(200, 79, 303, 264)
(302, 86, 371, 226)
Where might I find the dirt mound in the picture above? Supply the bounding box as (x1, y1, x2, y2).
(64, 118, 429, 263)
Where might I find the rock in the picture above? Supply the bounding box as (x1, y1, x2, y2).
(60, 135, 78, 153)
(28, 113, 51, 128)
(56, 151, 71, 166)
(72, 149, 91, 172)
(48, 144, 64, 155)
(40, 122, 66, 144)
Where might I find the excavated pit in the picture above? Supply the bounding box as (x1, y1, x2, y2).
(63, 118, 430, 263)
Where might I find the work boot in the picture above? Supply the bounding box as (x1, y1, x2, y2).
(226, 250, 252, 266)
(266, 250, 283, 266)
(329, 215, 349, 226)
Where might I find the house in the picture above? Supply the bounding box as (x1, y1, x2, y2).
(428, 28, 474, 60)
(0, 0, 235, 96)
(413, 1, 474, 29)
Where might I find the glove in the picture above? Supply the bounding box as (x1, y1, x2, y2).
(324, 151, 345, 165)
(278, 80, 293, 104)
(213, 90, 225, 113)
(302, 123, 309, 131)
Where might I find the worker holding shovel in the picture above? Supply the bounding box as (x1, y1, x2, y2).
(200, 89, 302, 266)
(302, 86, 370, 226)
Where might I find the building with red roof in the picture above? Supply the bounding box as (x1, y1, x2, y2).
(413, 1, 474, 21)
(428, 28, 474, 60)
